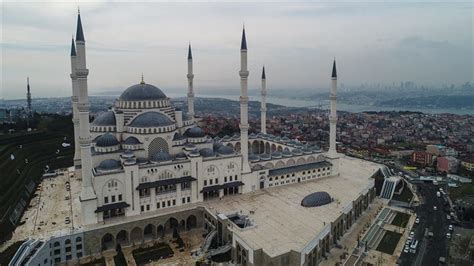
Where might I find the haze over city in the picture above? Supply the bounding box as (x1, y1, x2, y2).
(2, 1, 472, 99)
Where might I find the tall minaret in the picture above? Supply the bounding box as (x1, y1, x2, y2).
(328, 59, 339, 175)
(71, 10, 97, 225)
(26, 77, 32, 115)
(70, 36, 81, 169)
(187, 43, 195, 120)
(239, 27, 251, 173)
(260, 66, 267, 134)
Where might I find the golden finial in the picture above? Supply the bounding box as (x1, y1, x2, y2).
(140, 73, 145, 84)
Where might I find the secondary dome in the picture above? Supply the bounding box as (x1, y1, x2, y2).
(119, 83, 167, 101)
(301, 191, 332, 207)
(92, 111, 116, 126)
(217, 145, 234, 155)
(151, 151, 172, 162)
(97, 159, 121, 171)
(129, 112, 173, 127)
(96, 133, 119, 147)
(185, 127, 205, 138)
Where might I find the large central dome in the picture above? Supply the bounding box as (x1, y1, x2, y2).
(119, 83, 167, 101)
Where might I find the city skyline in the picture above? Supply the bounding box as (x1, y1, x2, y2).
(2, 1, 472, 99)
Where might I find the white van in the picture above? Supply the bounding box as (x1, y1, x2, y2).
(410, 240, 418, 253)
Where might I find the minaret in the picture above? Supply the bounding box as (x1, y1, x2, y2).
(260, 66, 267, 134)
(26, 77, 32, 115)
(187, 43, 195, 120)
(71, 10, 98, 225)
(70, 36, 81, 169)
(26, 77, 32, 129)
(239, 27, 251, 173)
(328, 59, 339, 175)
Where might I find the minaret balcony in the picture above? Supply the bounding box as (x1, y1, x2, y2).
(187, 74, 194, 79)
(77, 103, 91, 112)
(330, 95, 337, 100)
(239, 71, 249, 77)
(71, 96, 79, 102)
(76, 69, 89, 77)
(187, 92, 194, 97)
(239, 96, 249, 103)
(261, 91, 267, 96)
(78, 137, 92, 146)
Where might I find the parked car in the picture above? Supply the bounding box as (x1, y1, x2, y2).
(433, 206, 438, 211)
(449, 225, 453, 231)
(446, 233, 451, 239)
(415, 218, 420, 224)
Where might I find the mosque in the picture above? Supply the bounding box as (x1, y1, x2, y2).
(70, 11, 342, 226)
(11, 11, 380, 266)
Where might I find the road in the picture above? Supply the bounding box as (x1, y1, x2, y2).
(399, 182, 450, 265)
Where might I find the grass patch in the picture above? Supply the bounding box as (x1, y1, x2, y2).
(132, 242, 174, 265)
(449, 184, 474, 201)
(390, 212, 410, 228)
(376, 231, 402, 255)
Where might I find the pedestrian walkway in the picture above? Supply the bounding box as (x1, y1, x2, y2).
(321, 199, 384, 266)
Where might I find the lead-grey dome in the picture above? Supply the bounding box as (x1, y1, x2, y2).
(217, 145, 234, 155)
(301, 191, 332, 207)
(151, 151, 172, 162)
(96, 133, 119, 147)
(199, 148, 215, 158)
(123, 136, 140, 145)
(185, 127, 205, 138)
(119, 83, 167, 101)
(97, 159, 121, 171)
(92, 111, 116, 126)
(129, 112, 173, 127)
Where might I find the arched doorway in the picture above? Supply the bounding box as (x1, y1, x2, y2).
(116, 230, 128, 245)
(166, 217, 179, 234)
(157, 225, 164, 238)
(130, 227, 143, 244)
(186, 215, 197, 230)
(102, 233, 114, 251)
(144, 224, 155, 240)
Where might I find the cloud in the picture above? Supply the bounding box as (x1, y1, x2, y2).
(1, 1, 472, 100)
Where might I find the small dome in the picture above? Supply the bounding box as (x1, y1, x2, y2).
(217, 145, 234, 155)
(129, 112, 173, 128)
(199, 148, 215, 157)
(302, 148, 313, 154)
(185, 127, 205, 138)
(96, 133, 119, 147)
(175, 152, 187, 160)
(282, 149, 292, 157)
(189, 149, 200, 157)
(97, 159, 121, 171)
(301, 192, 332, 207)
(311, 145, 322, 152)
(92, 111, 116, 126)
(260, 153, 271, 161)
(249, 154, 260, 162)
(119, 83, 167, 101)
(173, 132, 185, 141)
(151, 151, 172, 162)
(292, 149, 303, 155)
(271, 152, 282, 159)
(123, 136, 140, 145)
(213, 142, 223, 151)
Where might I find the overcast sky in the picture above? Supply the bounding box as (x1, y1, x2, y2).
(1, 1, 472, 99)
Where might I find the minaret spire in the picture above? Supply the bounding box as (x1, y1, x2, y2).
(260, 66, 267, 134)
(241, 26, 247, 50)
(70, 36, 77, 56)
(239, 26, 251, 173)
(76, 9, 85, 42)
(187, 43, 195, 120)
